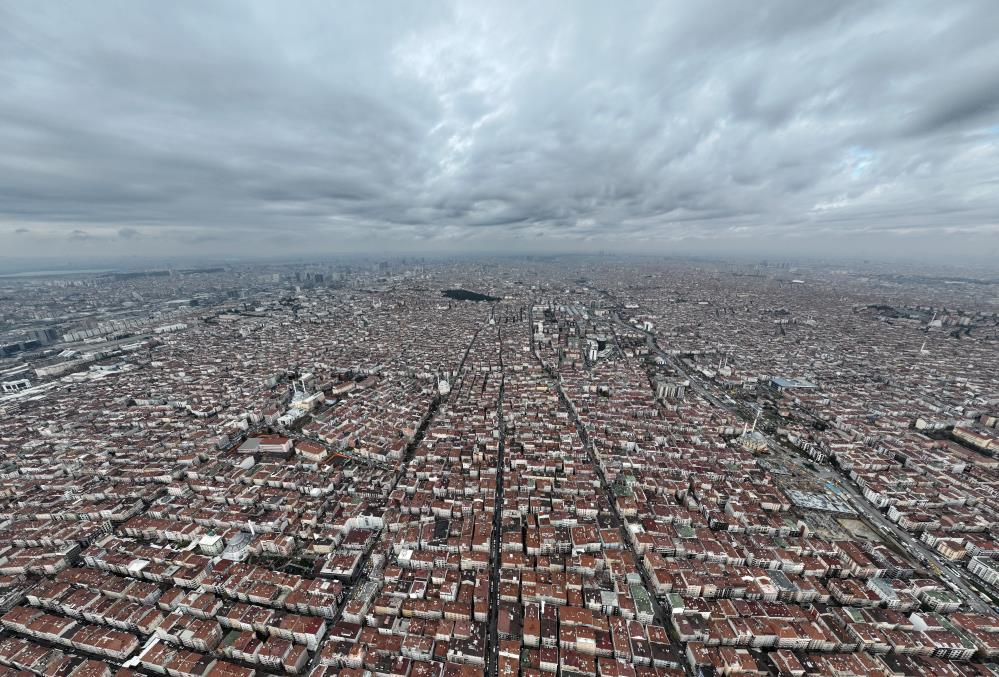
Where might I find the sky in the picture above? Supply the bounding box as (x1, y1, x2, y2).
(2, 1, 999, 263)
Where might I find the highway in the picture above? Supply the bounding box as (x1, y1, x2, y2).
(611, 309, 997, 615)
(830, 477, 996, 613)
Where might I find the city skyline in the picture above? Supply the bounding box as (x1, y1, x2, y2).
(1, 258, 998, 677)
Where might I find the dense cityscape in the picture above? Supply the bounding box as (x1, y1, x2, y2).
(0, 258, 996, 677)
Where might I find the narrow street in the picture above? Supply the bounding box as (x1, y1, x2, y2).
(306, 322, 492, 675)
(530, 303, 688, 674)
(487, 325, 505, 677)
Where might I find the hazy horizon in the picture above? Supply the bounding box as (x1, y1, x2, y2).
(3, 1, 999, 262)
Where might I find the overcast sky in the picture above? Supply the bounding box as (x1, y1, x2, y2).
(2, 1, 998, 262)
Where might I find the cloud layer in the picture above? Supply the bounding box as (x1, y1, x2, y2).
(2, 1, 998, 259)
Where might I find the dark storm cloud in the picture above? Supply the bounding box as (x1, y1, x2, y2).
(1, 0, 997, 258)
